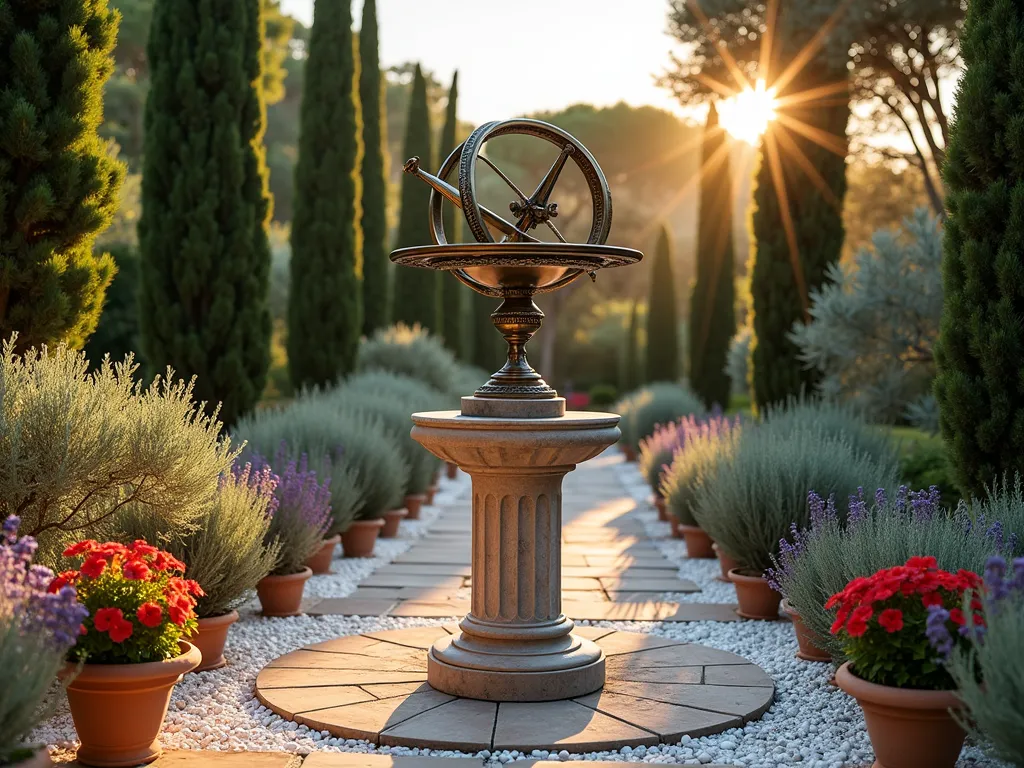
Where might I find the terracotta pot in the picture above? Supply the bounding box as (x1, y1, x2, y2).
(622, 445, 638, 462)
(781, 599, 832, 662)
(256, 567, 312, 617)
(835, 662, 966, 768)
(729, 569, 782, 619)
(12, 749, 51, 768)
(65, 642, 201, 767)
(425, 484, 439, 506)
(713, 543, 738, 582)
(654, 495, 669, 522)
(380, 508, 408, 538)
(446, 462, 458, 480)
(679, 524, 716, 558)
(341, 518, 385, 558)
(670, 517, 685, 539)
(305, 534, 340, 575)
(404, 493, 427, 520)
(190, 610, 238, 672)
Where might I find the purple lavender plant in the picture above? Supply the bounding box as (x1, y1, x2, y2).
(2, 516, 89, 760)
(247, 448, 332, 576)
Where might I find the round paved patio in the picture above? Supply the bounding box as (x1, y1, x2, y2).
(255, 625, 774, 753)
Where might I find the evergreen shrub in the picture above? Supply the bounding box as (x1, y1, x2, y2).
(616, 382, 705, 452)
(357, 324, 458, 395)
(660, 415, 742, 527)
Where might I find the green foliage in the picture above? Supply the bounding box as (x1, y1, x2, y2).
(645, 226, 680, 383)
(760, 396, 899, 468)
(899, 438, 963, 510)
(470, 292, 502, 373)
(726, 323, 752, 399)
(790, 209, 942, 425)
(438, 72, 468, 357)
(782, 495, 1019, 663)
(934, 0, 1024, 497)
(661, 419, 740, 527)
(114, 467, 279, 618)
(287, 0, 363, 391)
(589, 384, 618, 409)
(0, 340, 237, 567)
(139, 0, 272, 426)
(83, 244, 143, 370)
(449, 361, 490, 401)
(690, 103, 736, 409)
(749, 52, 848, 411)
(358, 324, 458, 396)
(693, 426, 899, 573)
(392, 64, 438, 332)
(616, 382, 705, 452)
(948, 590, 1024, 764)
(0, 0, 125, 351)
(359, 0, 390, 336)
(620, 300, 643, 393)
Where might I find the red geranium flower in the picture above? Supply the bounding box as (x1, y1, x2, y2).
(907, 555, 938, 569)
(48, 570, 79, 593)
(94, 607, 123, 632)
(921, 591, 944, 608)
(136, 602, 164, 628)
(123, 560, 150, 580)
(949, 608, 966, 626)
(80, 556, 108, 579)
(63, 540, 99, 557)
(878, 608, 904, 633)
(108, 617, 134, 643)
(847, 617, 869, 637)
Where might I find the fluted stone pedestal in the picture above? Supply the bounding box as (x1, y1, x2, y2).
(411, 408, 620, 702)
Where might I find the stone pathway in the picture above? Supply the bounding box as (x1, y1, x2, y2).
(307, 454, 739, 622)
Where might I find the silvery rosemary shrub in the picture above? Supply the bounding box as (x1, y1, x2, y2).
(759, 395, 898, 468)
(301, 394, 409, 519)
(343, 369, 447, 411)
(692, 425, 899, 574)
(0, 338, 238, 567)
(329, 387, 437, 496)
(616, 382, 706, 452)
(449, 361, 492, 400)
(357, 324, 458, 395)
(114, 466, 281, 618)
(942, 556, 1024, 765)
(1, 516, 88, 762)
(768, 487, 1020, 660)
(233, 402, 363, 536)
(660, 415, 741, 527)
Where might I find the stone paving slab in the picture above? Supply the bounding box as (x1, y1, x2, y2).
(255, 628, 773, 752)
(598, 577, 700, 592)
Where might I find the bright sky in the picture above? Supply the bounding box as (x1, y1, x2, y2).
(280, 0, 686, 124)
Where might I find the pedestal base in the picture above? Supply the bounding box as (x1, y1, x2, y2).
(428, 634, 605, 702)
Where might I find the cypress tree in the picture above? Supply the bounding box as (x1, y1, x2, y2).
(0, 0, 124, 351)
(749, 51, 848, 410)
(139, 0, 273, 426)
(392, 64, 439, 332)
(84, 245, 142, 369)
(689, 103, 736, 408)
(287, 0, 363, 390)
(359, 0, 389, 336)
(645, 225, 681, 383)
(935, 0, 1024, 496)
(620, 299, 642, 393)
(438, 71, 466, 356)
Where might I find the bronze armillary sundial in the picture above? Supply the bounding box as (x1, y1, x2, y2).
(391, 118, 642, 416)
(392, 119, 642, 703)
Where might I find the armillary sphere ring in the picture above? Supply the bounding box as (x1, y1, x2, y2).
(422, 118, 614, 296)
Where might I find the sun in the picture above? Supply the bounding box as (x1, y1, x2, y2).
(717, 79, 779, 145)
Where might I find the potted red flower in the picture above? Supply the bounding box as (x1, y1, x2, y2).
(55, 539, 203, 767)
(828, 556, 983, 768)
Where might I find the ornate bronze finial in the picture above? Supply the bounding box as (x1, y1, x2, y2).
(391, 118, 642, 412)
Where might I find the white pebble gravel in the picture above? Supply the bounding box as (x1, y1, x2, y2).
(32, 458, 1008, 766)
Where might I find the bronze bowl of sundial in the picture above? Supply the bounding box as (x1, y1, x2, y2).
(391, 118, 642, 416)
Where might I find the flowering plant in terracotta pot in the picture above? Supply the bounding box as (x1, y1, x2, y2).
(56, 538, 203, 766)
(828, 556, 983, 768)
(0, 516, 88, 766)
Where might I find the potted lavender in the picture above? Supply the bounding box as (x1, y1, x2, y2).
(1, 516, 88, 767)
(253, 457, 331, 617)
(638, 420, 687, 523)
